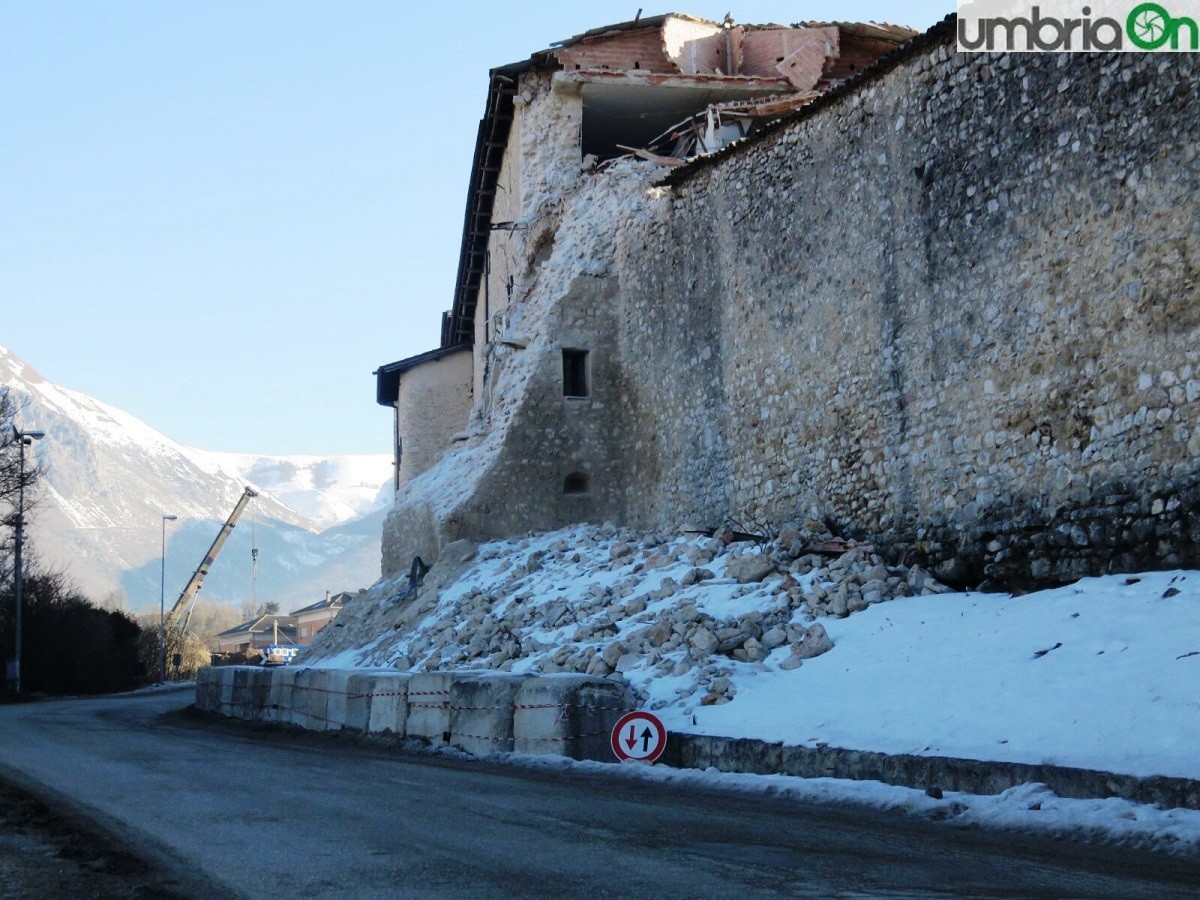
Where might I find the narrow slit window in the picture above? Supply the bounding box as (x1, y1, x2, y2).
(562, 349, 589, 398)
(563, 472, 590, 495)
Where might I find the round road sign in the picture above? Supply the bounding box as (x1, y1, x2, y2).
(610, 710, 668, 763)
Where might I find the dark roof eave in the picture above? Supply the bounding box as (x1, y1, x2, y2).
(445, 15, 707, 346)
(445, 75, 522, 348)
(289, 599, 346, 616)
(374, 343, 472, 406)
(216, 615, 298, 638)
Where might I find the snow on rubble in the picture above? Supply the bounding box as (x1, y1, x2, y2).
(301, 520, 1200, 783)
(381, 157, 667, 559)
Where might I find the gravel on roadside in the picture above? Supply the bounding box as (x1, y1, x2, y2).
(0, 774, 196, 899)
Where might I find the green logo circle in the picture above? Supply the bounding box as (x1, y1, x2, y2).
(1128, 2, 1172, 49)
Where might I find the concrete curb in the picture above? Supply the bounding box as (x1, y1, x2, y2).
(664, 733, 1200, 811)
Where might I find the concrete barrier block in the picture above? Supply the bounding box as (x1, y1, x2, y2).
(210, 667, 229, 713)
(264, 667, 296, 724)
(343, 671, 406, 733)
(513, 675, 598, 757)
(238, 668, 257, 719)
(206, 668, 222, 713)
(194, 668, 219, 711)
(290, 668, 316, 728)
(232, 668, 255, 719)
(449, 674, 529, 756)
(193, 669, 205, 709)
(406, 672, 457, 744)
(343, 673, 373, 732)
(248, 668, 271, 720)
(217, 667, 238, 715)
(574, 680, 637, 762)
(306, 669, 332, 729)
(513, 676, 635, 760)
(366, 673, 410, 735)
(321, 669, 353, 730)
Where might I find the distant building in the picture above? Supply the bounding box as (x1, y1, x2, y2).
(289, 591, 350, 645)
(215, 615, 298, 653)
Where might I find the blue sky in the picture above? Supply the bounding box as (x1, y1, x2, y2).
(2, 1, 951, 455)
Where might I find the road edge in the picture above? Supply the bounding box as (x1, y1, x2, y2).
(0, 760, 241, 900)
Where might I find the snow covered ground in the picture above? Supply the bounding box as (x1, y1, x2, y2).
(692, 570, 1200, 780)
(307, 524, 1200, 780)
(301, 522, 1200, 850)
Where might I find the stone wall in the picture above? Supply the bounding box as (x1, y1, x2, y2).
(439, 157, 659, 547)
(616, 32, 1200, 586)
(395, 348, 473, 489)
(460, 273, 632, 536)
(384, 25, 1200, 590)
(472, 69, 583, 401)
(381, 151, 660, 576)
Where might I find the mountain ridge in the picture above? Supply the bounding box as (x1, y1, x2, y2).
(0, 344, 392, 613)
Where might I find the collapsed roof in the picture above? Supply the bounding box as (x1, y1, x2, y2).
(375, 12, 918, 387)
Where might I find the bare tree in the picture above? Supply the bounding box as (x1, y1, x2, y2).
(0, 387, 42, 584)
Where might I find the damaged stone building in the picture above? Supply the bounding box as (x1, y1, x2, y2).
(375, 12, 915, 493)
(376, 12, 1200, 589)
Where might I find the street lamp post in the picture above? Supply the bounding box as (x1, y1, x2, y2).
(12, 426, 45, 695)
(159, 514, 178, 682)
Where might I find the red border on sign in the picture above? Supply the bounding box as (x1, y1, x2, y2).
(611, 710, 667, 762)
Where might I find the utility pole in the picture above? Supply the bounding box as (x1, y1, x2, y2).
(160, 514, 178, 682)
(11, 426, 45, 694)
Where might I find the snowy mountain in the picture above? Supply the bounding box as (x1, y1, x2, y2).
(204, 452, 392, 529)
(0, 345, 392, 614)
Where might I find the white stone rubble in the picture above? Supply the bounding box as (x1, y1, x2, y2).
(302, 521, 951, 717)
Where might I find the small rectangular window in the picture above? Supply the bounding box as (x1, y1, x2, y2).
(562, 349, 589, 398)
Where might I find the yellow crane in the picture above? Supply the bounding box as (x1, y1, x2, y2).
(167, 486, 259, 637)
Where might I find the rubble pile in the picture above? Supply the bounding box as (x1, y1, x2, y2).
(303, 522, 952, 716)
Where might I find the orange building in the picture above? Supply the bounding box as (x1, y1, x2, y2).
(290, 591, 349, 645)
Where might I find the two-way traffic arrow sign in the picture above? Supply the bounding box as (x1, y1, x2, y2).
(610, 711, 667, 763)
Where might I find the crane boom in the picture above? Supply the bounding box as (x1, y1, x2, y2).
(167, 487, 259, 634)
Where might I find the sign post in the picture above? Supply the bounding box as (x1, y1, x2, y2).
(610, 710, 668, 763)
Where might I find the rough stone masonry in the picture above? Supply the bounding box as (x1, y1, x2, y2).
(386, 19, 1200, 590)
(620, 26, 1200, 588)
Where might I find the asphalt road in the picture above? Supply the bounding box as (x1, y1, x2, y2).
(0, 689, 1197, 899)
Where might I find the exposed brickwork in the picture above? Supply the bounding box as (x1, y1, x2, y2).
(776, 28, 837, 91)
(554, 29, 674, 74)
(740, 29, 817, 77)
